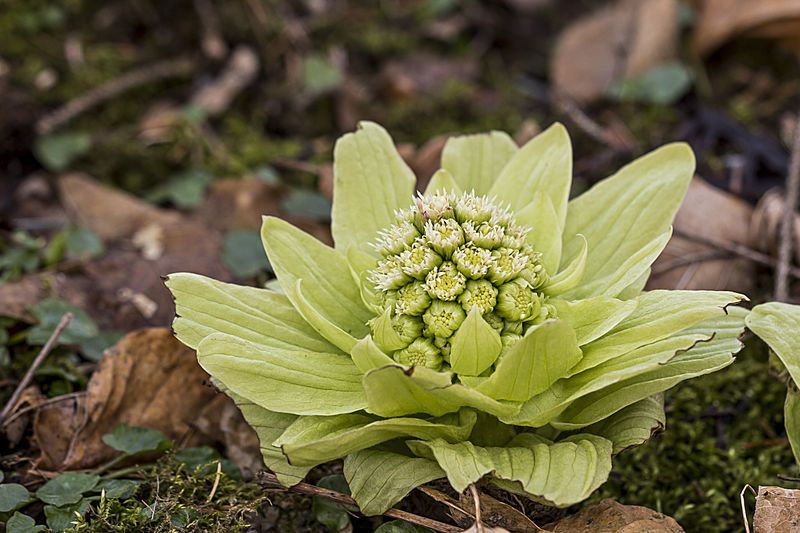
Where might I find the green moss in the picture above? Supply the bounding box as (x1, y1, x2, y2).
(70, 453, 269, 532)
(597, 342, 797, 532)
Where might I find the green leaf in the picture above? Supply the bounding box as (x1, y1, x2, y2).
(303, 54, 342, 95)
(166, 273, 335, 353)
(145, 169, 214, 208)
(561, 143, 694, 298)
(261, 216, 371, 346)
(543, 234, 587, 296)
(574, 290, 745, 374)
(44, 500, 90, 533)
(28, 298, 99, 346)
(551, 312, 745, 430)
(288, 279, 360, 353)
(423, 168, 462, 195)
(504, 308, 747, 427)
(65, 227, 104, 259)
(344, 450, 444, 516)
(351, 336, 395, 373)
(786, 387, 800, 466)
(222, 230, 270, 278)
(0, 483, 31, 512)
(275, 410, 476, 467)
(79, 330, 123, 362)
(362, 364, 520, 419)
(408, 433, 612, 507)
(746, 301, 800, 386)
(94, 479, 140, 499)
(6, 512, 46, 533)
(370, 308, 408, 352)
(609, 63, 692, 105)
(449, 307, 502, 376)
(36, 473, 99, 507)
(312, 474, 352, 532)
(585, 394, 665, 454)
(281, 189, 332, 221)
(101, 424, 170, 455)
(440, 131, 517, 196)
(197, 333, 366, 416)
(551, 296, 637, 346)
(477, 320, 581, 402)
(516, 192, 562, 274)
(375, 521, 434, 533)
(331, 121, 417, 255)
(562, 230, 671, 300)
(228, 391, 311, 486)
(489, 123, 572, 227)
(34, 132, 92, 172)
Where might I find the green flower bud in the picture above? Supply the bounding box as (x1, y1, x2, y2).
(413, 192, 454, 229)
(425, 217, 464, 258)
(393, 338, 443, 370)
(452, 243, 492, 279)
(395, 281, 432, 316)
(454, 193, 493, 224)
(392, 313, 424, 344)
(372, 257, 412, 291)
(374, 221, 419, 256)
(502, 320, 523, 335)
(423, 300, 466, 338)
(496, 278, 541, 321)
(501, 333, 522, 351)
(458, 279, 498, 315)
(501, 224, 528, 249)
(520, 262, 546, 289)
(463, 221, 505, 249)
(483, 312, 504, 334)
(400, 239, 443, 280)
(488, 248, 529, 285)
(425, 262, 467, 301)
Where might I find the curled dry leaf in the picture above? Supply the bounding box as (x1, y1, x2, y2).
(692, 0, 800, 57)
(545, 499, 684, 533)
(550, 0, 680, 103)
(33, 328, 259, 472)
(751, 189, 800, 265)
(648, 178, 754, 292)
(753, 486, 800, 533)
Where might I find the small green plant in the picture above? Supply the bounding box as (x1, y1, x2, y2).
(166, 122, 751, 514)
(746, 302, 800, 468)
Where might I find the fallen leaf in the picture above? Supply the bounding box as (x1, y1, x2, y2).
(550, 0, 680, 104)
(648, 178, 754, 291)
(751, 189, 800, 265)
(753, 486, 800, 533)
(33, 328, 221, 470)
(381, 54, 478, 101)
(545, 499, 684, 532)
(692, 0, 800, 57)
(58, 173, 179, 241)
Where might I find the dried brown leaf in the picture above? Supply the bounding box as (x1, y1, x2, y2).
(545, 499, 684, 532)
(550, 0, 680, 103)
(753, 486, 800, 533)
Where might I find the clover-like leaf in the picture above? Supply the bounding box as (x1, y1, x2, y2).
(102, 424, 171, 455)
(36, 473, 99, 507)
(0, 483, 31, 512)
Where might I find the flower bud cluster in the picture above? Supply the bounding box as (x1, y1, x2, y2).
(368, 192, 551, 371)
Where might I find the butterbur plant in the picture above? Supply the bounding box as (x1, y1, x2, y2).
(166, 122, 750, 515)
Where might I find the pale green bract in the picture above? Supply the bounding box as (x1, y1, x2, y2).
(166, 121, 749, 514)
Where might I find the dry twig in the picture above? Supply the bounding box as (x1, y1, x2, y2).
(740, 484, 756, 533)
(0, 313, 73, 424)
(775, 109, 800, 301)
(257, 471, 462, 533)
(673, 228, 800, 279)
(207, 460, 223, 502)
(36, 58, 195, 134)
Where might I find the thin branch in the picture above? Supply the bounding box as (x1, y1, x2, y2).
(740, 484, 756, 533)
(673, 228, 800, 279)
(36, 58, 195, 134)
(1, 391, 85, 428)
(0, 313, 73, 424)
(469, 485, 483, 532)
(775, 109, 800, 301)
(257, 472, 461, 533)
